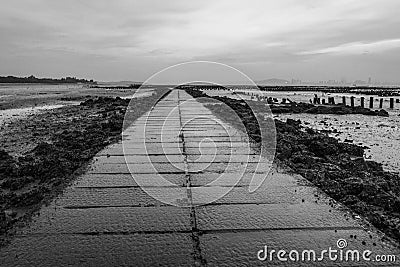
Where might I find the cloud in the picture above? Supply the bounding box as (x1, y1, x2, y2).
(297, 39, 400, 56)
(0, 0, 400, 81)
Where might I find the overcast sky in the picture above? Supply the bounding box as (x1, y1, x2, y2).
(1, 0, 400, 82)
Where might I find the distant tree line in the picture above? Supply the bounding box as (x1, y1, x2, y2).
(0, 75, 96, 84)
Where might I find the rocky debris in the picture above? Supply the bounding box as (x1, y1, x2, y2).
(0, 150, 17, 179)
(80, 96, 129, 108)
(286, 118, 301, 127)
(185, 88, 400, 243)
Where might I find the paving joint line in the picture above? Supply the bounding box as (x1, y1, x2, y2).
(177, 90, 208, 266)
(13, 226, 364, 238)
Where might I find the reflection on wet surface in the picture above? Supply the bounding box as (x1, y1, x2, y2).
(1, 90, 399, 266)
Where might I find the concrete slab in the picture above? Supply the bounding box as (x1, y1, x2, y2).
(21, 206, 191, 234)
(88, 162, 186, 174)
(0, 234, 194, 267)
(195, 203, 360, 230)
(99, 145, 182, 156)
(73, 173, 187, 188)
(200, 230, 398, 266)
(93, 154, 185, 164)
(55, 187, 187, 207)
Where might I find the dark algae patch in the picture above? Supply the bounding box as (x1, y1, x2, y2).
(185, 87, 400, 244)
(0, 90, 168, 245)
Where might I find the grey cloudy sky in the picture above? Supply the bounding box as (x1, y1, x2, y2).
(1, 0, 400, 82)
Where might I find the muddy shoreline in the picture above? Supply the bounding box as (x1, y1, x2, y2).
(185, 88, 400, 244)
(0, 90, 168, 245)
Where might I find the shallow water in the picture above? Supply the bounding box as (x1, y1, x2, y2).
(0, 83, 143, 110)
(0, 83, 150, 125)
(121, 88, 154, 99)
(0, 83, 84, 99)
(0, 103, 74, 126)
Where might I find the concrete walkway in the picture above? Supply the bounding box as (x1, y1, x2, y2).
(1, 90, 399, 266)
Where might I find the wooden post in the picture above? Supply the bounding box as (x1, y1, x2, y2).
(360, 97, 365, 108)
(313, 94, 318, 104)
(379, 98, 383, 109)
(390, 98, 394, 109)
(350, 96, 355, 107)
(342, 96, 346, 105)
(369, 97, 374, 109)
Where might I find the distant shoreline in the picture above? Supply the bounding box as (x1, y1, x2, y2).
(0, 75, 96, 84)
(0, 83, 89, 85)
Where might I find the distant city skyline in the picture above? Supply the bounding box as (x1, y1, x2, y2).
(1, 1, 400, 83)
(256, 77, 400, 86)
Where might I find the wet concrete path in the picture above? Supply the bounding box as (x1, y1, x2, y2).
(1, 90, 399, 266)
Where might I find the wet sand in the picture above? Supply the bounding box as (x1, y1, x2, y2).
(0, 103, 76, 127)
